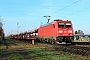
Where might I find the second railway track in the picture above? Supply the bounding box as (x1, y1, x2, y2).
(37, 43, 90, 56)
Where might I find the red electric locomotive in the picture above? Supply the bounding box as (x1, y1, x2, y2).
(38, 19, 74, 44)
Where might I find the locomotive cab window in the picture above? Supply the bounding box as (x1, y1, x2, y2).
(65, 23, 71, 28)
(58, 23, 64, 28)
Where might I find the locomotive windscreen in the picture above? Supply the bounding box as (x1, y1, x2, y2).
(58, 23, 71, 28)
(58, 23, 64, 28)
(65, 23, 71, 28)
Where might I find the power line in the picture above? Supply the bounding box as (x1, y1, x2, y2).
(74, 7, 90, 13)
(50, 0, 81, 15)
(62, 7, 90, 17)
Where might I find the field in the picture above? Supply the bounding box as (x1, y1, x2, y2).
(0, 39, 90, 60)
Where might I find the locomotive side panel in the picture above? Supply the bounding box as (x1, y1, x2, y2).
(38, 22, 57, 43)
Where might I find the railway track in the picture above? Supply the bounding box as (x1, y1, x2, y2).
(37, 43, 90, 56)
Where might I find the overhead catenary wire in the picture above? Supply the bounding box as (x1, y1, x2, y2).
(72, 7, 90, 14)
(50, 0, 82, 15)
(62, 7, 90, 17)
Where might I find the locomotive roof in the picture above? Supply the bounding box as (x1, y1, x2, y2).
(40, 22, 53, 27)
(40, 19, 71, 27)
(54, 19, 71, 21)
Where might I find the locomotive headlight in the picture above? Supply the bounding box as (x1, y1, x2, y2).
(68, 30, 72, 33)
(59, 30, 63, 33)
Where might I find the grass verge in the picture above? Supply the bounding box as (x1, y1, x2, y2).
(25, 46, 90, 60)
(8, 51, 25, 60)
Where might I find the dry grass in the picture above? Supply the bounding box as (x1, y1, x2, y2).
(74, 39, 90, 42)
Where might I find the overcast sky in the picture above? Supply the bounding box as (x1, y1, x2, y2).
(0, 0, 90, 36)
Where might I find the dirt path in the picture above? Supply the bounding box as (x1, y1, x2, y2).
(1, 49, 32, 60)
(0, 39, 32, 60)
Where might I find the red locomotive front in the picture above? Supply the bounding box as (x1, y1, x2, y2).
(56, 20, 74, 43)
(38, 19, 74, 44)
